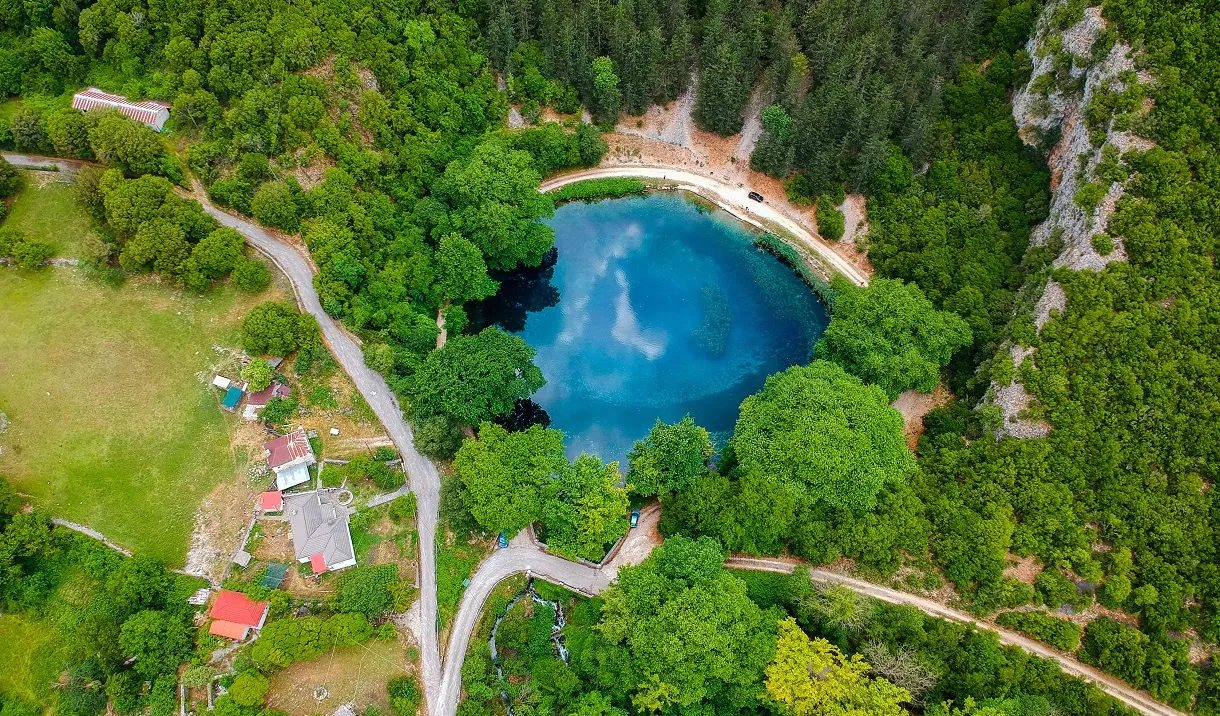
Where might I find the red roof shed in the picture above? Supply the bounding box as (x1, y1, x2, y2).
(209, 619, 249, 640)
(310, 553, 327, 574)
(247, 383, 291, 409)
(210, 590, 269, 627)
(260, 491, 284, 512)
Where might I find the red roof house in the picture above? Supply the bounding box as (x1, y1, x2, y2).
(243, 383, 292, 419)
(208, 590, 269, 640)
(260, 490, 283, 512)
(264, 429, 315, 490)
(71, 87, 170, 131)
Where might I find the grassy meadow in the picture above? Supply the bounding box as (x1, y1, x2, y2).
(0, 614, 59, 708)
(0, 183, 279, 566)
(4, 174, 99, 259)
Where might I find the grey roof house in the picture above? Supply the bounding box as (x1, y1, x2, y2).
(283, 489, 357, 574)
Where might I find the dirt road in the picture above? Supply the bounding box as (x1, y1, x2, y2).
(724, 557, 1187, 716)
(436, 544, 1182, 716)
(3, 153, 1175, 716)
(539, 165, 870, 287)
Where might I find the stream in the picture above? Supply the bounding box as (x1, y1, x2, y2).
(488, 579, 569, 715)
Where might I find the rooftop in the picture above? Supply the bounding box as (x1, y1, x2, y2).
(284, 489, 356, 572)
(209, 590, 268, 627)
(260, 490, 284, 512)
(71, 87, 171, 130)
(247, 382, 291, 407)
(222, 386, 243, 409)
(265, 429, 313, 470)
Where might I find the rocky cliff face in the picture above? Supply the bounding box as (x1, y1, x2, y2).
(988, 0, 1155, 437)
(1013, 2, 1152, 269)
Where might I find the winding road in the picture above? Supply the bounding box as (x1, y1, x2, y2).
(539, 165, 870, 287)
(1, 152, 1179, 716)
(196, 203, 445, 713)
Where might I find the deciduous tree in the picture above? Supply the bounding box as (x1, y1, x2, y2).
(453, 421, 566, 534)
(732, 361, 912, 511)
(408, 327, 545, 426)
(627, 416, 712, 496)
(433, 141, 555, 271)
(241, 302, 302, 357)
(815, 278, 972, 399)
(766, 617, 909, 716)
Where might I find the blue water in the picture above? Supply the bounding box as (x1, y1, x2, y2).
(509, 193, 828, 465)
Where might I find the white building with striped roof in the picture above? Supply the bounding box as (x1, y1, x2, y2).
(70, 87, 170, 132)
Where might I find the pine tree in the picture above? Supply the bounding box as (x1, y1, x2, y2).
(750, 104, 794, 177)
(591, 56, 621, 125)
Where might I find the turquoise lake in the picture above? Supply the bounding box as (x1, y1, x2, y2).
(477, 193, 829, 466)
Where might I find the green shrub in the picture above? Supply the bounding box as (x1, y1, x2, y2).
(148, 677, 177, 716)
(251, 181, 301, 232)
(0, 227, 54, 269)
(1098, 574, 1131, 609)
(241, 359, 274, 392)
(550, 177, 644, 201)
(387, 676, 421, 716)
(1035, 568, 1079, 608)
(208, 178, 254, 213)
(816, 199, 845, 240)
(1074, 181, 1107, 211)
(388, 492, 416, 524)
(261, 396, 298, 425)
(182, 665, 214, 688)
(335, 564, 399, 619)
(250, 613, 373, 669)
(784, 172, 816, 204)
(228, 673, 269, 707)
(233, 258, 270, 293)
(413, 414, 464, 459)
(995, 610, 1082, 651)
(1090, 233, 1114, 255)
(346, 455, 404, 490)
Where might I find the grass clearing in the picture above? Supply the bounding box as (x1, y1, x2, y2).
(0, 267, 274, 565)
(0, 614, 58, 707)
(265, 636, 411, 716)
(5, 175, 99, 258)
(436, 529, 490, 629)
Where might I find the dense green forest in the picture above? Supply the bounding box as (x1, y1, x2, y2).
(0, 480, 206, 716)
(483, 0, 997, 190)
(2, 0, 1220, 707)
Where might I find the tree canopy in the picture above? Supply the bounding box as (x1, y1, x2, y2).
(627, 416, 714, 496)
(241, 302, 304, 357)
(766, 617, 909, 716)
(582, 536, 780, 710)
(732, 361, 913, 511)
(407, 327, 545, 427)
(815, 278, 972, 400)
(454, 421, 567, 535)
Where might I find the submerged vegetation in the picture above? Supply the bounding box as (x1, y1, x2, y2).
(0, 0, 1219, 706)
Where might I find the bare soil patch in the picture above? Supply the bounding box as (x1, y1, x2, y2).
(1004, 554, 1042, 585)
(891, 384, 952, 449)
(601, 129, 875, 280)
